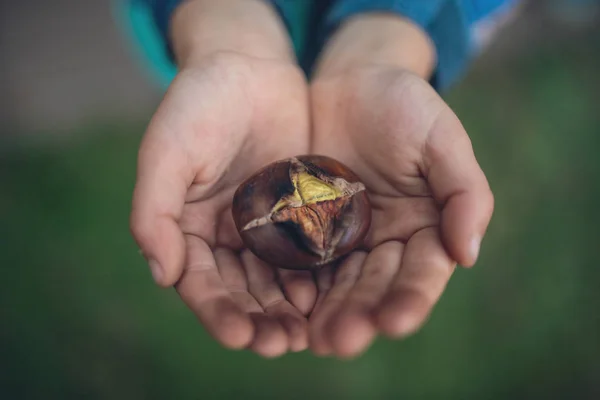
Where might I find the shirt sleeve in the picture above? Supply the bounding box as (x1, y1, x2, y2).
(112, 0, 178, 89)
(316, 0, 518, 91)
(114, 0, 518, 92)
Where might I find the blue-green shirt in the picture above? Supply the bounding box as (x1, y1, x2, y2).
(113, 0, 519, 92)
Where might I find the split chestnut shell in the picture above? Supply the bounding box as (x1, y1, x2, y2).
(231, 155, 371, 270)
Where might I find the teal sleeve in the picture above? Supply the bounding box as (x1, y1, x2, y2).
(113, 0, 518, 92)
(111, 0, 177, 90)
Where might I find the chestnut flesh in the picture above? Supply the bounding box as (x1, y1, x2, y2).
(231, 155, 371, 270)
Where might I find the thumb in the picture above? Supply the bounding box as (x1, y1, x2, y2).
(130, 129, 191, 287)
(423, 108, 494, 267)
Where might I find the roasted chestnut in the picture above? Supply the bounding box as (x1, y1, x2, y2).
(231, 155, 371, 270)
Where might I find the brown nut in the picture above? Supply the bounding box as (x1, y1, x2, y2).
(231, 155, 371, 270)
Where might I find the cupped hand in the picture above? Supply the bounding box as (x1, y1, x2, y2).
(130, 53, 317, 357)
(307, 67, 494, 358)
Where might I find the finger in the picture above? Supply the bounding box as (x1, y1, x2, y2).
(308, 252, 366, 356)
(242, 251, 308, 353)
(214, 248, 263, 313)
(314, 265, 334, 310)
(423, 107, 494, 267)
(175, 235, 254, 349)
(277, 270, 318, 316)
(130, 128, 191, 287)
(248, 313, 289, 358)
(375, 227, 455, 338)
(326, 241, 404, 358)
(269, 303, 308, 353)
(216, 249, 292, 357)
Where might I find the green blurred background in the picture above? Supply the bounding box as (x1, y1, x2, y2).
(1, 1, 599, 399)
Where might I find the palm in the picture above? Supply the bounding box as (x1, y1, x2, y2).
(132, 55, 316, 357)
(307, 67, 493, 358)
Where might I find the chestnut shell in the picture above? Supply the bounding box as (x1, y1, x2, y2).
(231, 155, 371, 270)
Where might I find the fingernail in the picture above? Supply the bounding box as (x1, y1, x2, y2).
(148, 259, 163, 283)
(470, 236, 481, 263)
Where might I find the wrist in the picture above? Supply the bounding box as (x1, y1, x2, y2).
(313, 13, 436, 80)
(170, 0, 295, 67)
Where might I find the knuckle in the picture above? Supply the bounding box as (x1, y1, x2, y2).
(129, 211, 153, 247)
(481, 187, 496, 220)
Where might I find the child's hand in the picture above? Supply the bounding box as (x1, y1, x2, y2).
(306, 15, 494, 358)
(130, 0, 315, 358)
